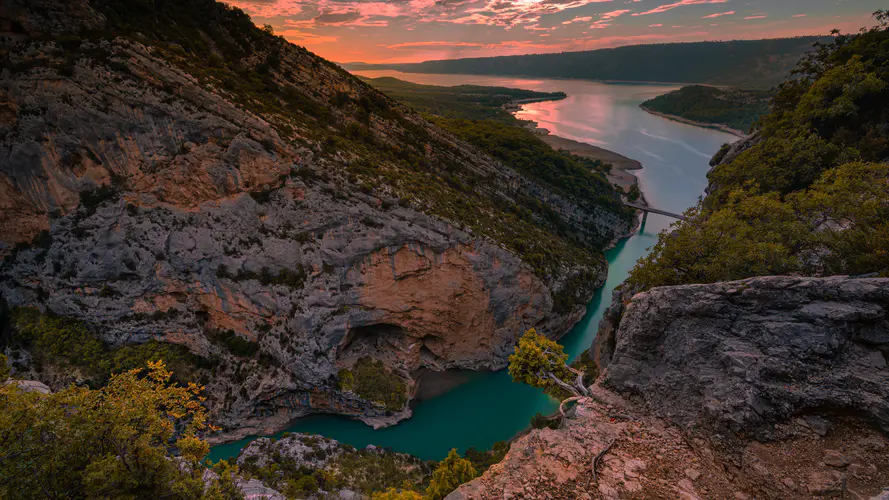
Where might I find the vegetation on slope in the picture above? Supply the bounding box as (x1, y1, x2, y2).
(337, 357, 408, 412)
(237, 433, 494, 499)
(0, 361, 242, 499)
(628, 12, 889, 290)
(4, 307, 205, 384)
(347, 38, 828, 89)
(641, 85, 772, 133)
(360, 77, 631, 288)
(76, 0, 626, 309)
(360, 77, 565, 122)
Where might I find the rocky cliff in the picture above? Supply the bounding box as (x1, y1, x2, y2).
(0, 0, 631, 436)
(456, 276, 889, 499)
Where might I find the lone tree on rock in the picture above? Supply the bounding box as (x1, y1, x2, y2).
(508, 329, 590, 399)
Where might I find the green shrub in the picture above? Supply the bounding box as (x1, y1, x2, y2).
(337, 357, 407, 411)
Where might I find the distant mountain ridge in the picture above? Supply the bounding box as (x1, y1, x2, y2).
(345, 37, 831, 89)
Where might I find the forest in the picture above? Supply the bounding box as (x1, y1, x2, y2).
(347, 37, 830, 89)
(640, 85, 772, 133)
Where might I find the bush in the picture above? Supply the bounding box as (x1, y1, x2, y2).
(337, 357, 407, 411)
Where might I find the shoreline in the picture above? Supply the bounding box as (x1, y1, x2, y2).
(639, 106, 747, 138)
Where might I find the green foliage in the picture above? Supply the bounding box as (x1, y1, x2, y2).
(627, 184, 641, 202)
(207, 329, 260, 357)
(425, 449, 477, 500)
(530, 412, 561, 430)
(8, 307, 202, 383)
(0, 352, 9, 381)
(641, 85, 772, 132)
(629, 14, 889, 290)
(239, 435, 434, 497)
(362, 76, 565, 123)
(507, 329, 573, 395)
(630, 162, 889, 289)
(571, 348, 600, 387)
(338, 357, 407, 411)
(462, 441, 509, 474)
(217, 264, 306, 289)
(434, 117, 619, 211)
(0, 361, 239, 499)
(371, 488, 425, 500)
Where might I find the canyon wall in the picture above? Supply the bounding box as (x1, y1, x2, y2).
(0, 0, 630, 435)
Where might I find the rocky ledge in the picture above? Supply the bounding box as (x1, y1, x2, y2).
(456, 276, 889, 498)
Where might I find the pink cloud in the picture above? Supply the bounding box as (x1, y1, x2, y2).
(702, 11, 734, 19)
(632, 0, 729, 17)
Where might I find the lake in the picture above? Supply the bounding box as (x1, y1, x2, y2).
(206, 72, 736, 463)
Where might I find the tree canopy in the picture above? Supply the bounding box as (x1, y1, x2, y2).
(628, 12, 889, 290)
(508, 329, 589, 398)
(0, 361, 240, 499)
(425, 449, 478, 500)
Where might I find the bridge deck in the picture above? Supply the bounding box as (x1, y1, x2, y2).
(624, 201, 688, 221)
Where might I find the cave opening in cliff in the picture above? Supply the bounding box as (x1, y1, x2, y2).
(339, 323, 409, 364)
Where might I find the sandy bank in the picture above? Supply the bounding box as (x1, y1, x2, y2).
(640, 106, 747, 138)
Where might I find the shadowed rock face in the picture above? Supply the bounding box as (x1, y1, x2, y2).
(597, 276, 889, 439)
(0, 0, 629, 434)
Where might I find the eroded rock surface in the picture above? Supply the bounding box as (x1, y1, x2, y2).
(598, 276, 889, 440)
(450, 389, 889, 499)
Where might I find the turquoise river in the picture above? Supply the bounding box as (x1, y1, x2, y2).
(207, 72, 737, 462)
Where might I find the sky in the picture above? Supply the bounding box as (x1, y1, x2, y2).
(226, 0, 886, 63)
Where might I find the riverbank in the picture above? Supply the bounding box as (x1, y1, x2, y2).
(640, 106, 747, 138)
(540, 133, 643, 193)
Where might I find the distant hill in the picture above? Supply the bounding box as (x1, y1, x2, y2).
(358, 76, 565, 121)
(640, 85, 772, 135)
(345, 37, 830, 89)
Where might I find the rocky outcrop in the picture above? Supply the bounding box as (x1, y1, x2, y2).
(598, 276, 889, 440)
(462, 275, 889, 499)
(450, 389, 889, 499)
(0, 0, 631, 436)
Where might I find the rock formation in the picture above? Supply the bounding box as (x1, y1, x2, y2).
(457, 276, 889, 499)
(0, 0, 630, 436)
(598, 276, 889, 442)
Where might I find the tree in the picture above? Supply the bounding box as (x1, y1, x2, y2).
(0, 361, 240, 499)
(371, 487, 425, 500)
(425, 449, 477, 500)
(508, 329, 590, 398)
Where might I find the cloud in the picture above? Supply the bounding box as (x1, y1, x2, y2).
(590, 9, 631, 29)
(632, 0, 729, 17)
(702, 11, 733, 19)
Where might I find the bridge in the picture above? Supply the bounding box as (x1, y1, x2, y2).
(624, 201, 688, 221)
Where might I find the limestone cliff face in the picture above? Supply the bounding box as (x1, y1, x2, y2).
(0, 0, 630, 434)
(459, 276, 889, 499)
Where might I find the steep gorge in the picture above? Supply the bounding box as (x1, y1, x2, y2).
(0, 0, 631, 437)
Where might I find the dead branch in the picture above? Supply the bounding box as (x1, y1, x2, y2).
(586, 438, 616, 491)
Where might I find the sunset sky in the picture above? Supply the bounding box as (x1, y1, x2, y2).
(227, 0, 886, 64)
